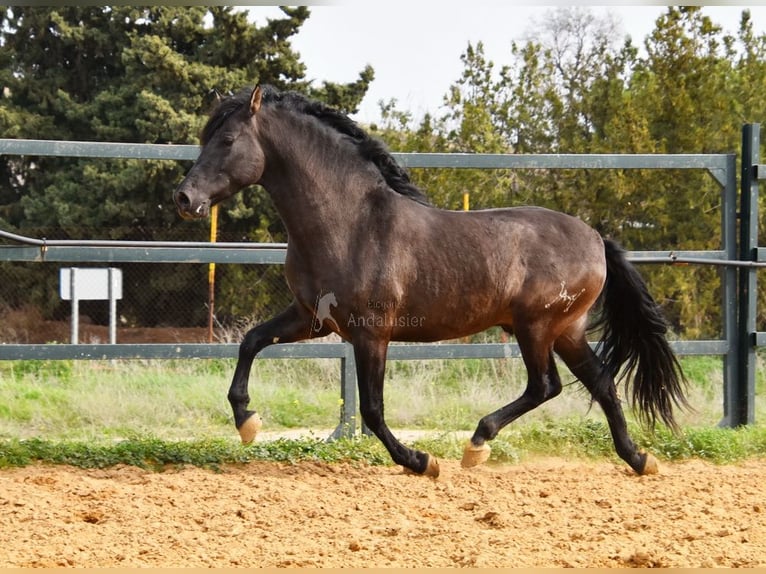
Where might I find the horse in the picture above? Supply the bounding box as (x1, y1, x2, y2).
(174, 84, 688, 478)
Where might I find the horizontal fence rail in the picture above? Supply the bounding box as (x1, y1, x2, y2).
(0, 137, 734, 186)
(0, 137, 752, 432)
(0, 229, 752, 267)
(0, 340, 730, 362)
(0, 229, 289, 264)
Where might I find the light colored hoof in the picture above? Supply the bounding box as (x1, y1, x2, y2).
(461, 441, 491, 468)
(238, 413, 263, 445)
(640, 451, 659, 475)
(423, 454, 440, 478)
(402, 454, 440, 478)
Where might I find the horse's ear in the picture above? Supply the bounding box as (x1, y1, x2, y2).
(250, 85, 262, 115)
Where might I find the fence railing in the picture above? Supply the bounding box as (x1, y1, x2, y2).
(0, 134, 756, 434)
(738, 123, 766, 426)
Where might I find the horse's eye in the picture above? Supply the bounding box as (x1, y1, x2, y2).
(222, 136, 235, 147)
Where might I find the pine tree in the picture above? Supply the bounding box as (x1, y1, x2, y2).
(0, 6, 373, 326)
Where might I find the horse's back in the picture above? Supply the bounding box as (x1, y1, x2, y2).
(473, 205, 601, 242)
(460, 205, 605, 272)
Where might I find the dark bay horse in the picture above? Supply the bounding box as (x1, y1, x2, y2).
(174, 85, 688, 477)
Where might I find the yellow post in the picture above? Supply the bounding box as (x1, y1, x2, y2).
(463, 192, 470, 211)
(207, 204, 218, 343)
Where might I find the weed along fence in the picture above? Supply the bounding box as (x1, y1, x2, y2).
(0, 127, 762, 436)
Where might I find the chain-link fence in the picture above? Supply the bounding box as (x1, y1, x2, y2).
(0, 227, 292, 345)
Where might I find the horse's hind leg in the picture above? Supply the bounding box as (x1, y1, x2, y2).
(554, 332, 657, 475)
(463, 329, 562, 468)
(228, 301, 324, 444)
(352, 332, 439, 477)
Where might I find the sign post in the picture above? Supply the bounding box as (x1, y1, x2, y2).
(59, 267, 123, 344)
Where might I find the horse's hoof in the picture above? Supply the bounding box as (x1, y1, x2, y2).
(423, 454, 440, 478)
(461, 441, 491, 468)
(640, 451, 659, 475)
(402, 454, 440, 478)
(238, 413, 263, 445)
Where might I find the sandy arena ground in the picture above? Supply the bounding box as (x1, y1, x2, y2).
(0, 456, 764, 568)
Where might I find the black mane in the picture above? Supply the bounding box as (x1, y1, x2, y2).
(202, 85, 431, 206)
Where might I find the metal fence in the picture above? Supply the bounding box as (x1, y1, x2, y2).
(737, 123, 766, 426)
(0, 133, 758, 435)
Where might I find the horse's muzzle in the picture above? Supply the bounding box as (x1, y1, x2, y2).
(174, 189, 210, 219)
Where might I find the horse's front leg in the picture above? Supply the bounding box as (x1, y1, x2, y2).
(229, 301, 324, 444)
(352, 332, 439, 477)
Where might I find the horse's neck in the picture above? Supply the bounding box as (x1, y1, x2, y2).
(259, 111, 378, 254)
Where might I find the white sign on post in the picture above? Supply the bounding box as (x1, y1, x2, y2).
(59, 267, 123, 344)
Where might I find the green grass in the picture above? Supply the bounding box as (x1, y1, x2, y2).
(0, 435, 392, 470)
(0, 353, 764, 469)
(414, 419, 766, 465)
(1, 421, 764, 470)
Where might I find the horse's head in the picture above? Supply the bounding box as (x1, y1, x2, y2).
(174, 86, 266, 219)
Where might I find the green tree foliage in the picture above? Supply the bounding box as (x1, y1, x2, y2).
(4, 7, 766, 340)
(375, 6, 766, 338)
(0, 6, 372, 326)
(0, 6, 371, 231)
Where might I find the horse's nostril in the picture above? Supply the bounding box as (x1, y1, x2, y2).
(175, 191, 191, 211)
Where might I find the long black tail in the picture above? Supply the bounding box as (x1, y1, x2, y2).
(593, 239, 689, 431)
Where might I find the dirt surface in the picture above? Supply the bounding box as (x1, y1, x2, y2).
(4, 319, 211, 345)
(1, 457, 764, 568)
(0, 306, 216, 344)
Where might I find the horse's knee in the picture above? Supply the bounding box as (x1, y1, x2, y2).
(239, 329, 264, 358)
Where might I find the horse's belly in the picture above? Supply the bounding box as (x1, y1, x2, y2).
(388, 302, 512, 342)
(391, 324, 498, 343)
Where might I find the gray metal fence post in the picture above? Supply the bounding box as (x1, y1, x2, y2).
(329, 342, 357, 439)
(736, 123, 760, 425)
(719, 152, 740, 427)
